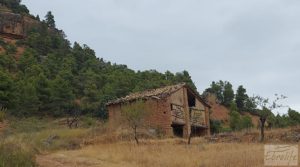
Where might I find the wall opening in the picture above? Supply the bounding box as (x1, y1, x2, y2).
(172, 124, 184, 137)
(187, 91, 196, 107)
(191, 126, 206, 137)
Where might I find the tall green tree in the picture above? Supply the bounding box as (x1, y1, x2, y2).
(50, 75, 74, 116)
(288, 108, 300, 125)
(36, 73, 51, 114)
(235, 85, 248, 112)
(223, 82, 234, 107)
(15, 79, 40, 116)
(0, 70, 15, 109)
(204, 80, 234, 107)
(45, 11, 56, 28)
(18, 50, 38, 73)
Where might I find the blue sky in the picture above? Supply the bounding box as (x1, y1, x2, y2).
(22, 0, 300, 114)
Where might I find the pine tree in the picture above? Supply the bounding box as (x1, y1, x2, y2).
(0, 69, 15, 108)
(50, 75, 74, 116)
(235, 85, 248, 112)
(36, 73, 51, 114)
(16, 79, 40, 116)
(223, 82, 234, 107)
(45, 11, 56, 28)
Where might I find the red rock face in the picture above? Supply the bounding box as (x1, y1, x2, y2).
(0, 12, 39, 39)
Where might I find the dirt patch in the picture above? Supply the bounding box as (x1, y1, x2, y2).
(0, 121, 8, 133)
(207, 94, 262, 127)
(207, 95, 230, 123)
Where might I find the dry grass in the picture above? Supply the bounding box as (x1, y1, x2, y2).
(37, 139, 268, 167)
(35, 126, 300, 167)
(3, 118, 300, 167)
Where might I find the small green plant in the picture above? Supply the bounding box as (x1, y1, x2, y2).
(5, 44, 17, 54)
(0, 38, 6, 46)
(0, 107, 6, 122)
(81, 116, 96, 128)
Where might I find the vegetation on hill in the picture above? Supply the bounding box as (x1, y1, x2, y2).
(0, 1, 196, 119)
(1, 0, 299, 131)
(0, 0, 29, 14)
(204, 80, 300, 134)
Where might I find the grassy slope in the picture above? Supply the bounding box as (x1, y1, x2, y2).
(207, 94, 260, 127)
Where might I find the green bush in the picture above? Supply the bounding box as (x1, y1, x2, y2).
(0, 38, 5, 46)
(229, 111, 253, 131)
(240, 116, 253, 130)
(0, 142, 36, 167)
(210, 119, 222, 134)
(81, 116, 97, 128)
(5, 44, 17, 54)
(229, 110, 241, 131)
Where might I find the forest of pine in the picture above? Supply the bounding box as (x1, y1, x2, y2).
(0, 0, 197, 118)
(2, 1, 300, 167)
(0, 0, 300, 129)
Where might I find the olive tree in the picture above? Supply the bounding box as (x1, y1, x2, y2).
(254, 94, 287, 142)
(121, 100, 148, 144)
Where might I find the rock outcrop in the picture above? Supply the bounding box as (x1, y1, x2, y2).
(0, 11, 39, 39)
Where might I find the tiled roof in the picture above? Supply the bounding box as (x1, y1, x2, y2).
(106, 83, 186, 105)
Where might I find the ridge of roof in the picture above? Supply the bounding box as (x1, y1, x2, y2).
(106, 83, 210, 108)
(106, 83, 186, 106)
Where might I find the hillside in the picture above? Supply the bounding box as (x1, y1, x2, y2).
(207, 94, 260, 128)
(0, 1, 197, 118)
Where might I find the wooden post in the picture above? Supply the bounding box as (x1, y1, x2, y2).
(182, 87, 191, 139)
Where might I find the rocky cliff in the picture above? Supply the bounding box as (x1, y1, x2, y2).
(0, 11, 39, 39)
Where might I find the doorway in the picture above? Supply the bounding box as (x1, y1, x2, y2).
(172, 124, 184, 137)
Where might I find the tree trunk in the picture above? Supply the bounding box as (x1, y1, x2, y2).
(260, 117, 266, 142)
(134, 126, 139, 145)
(187, 133, 192, 145)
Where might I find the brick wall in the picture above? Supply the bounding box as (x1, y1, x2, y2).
(107, 87, 211, 137)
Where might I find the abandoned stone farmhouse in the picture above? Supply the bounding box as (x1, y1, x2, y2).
(106, 83, 211, 138)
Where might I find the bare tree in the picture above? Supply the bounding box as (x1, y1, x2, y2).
(66, 104, 81, 129)
(121, 100, 148, 145)
(254, 94, 287, 142)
